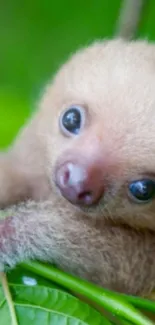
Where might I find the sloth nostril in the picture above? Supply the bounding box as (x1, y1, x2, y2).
(63, 169, 70, 185)
(78, 191, 93, 204)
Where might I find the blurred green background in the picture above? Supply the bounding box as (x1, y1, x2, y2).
(1, 0, 155, 148)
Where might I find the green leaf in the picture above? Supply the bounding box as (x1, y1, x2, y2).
(13, 286, 107, 325)
(0, 268, 110, 325)
(7, 266, 66, 290)
(21, 261, 154, 325)
(0, 303, 12, 324)
(0, 272, 17, 325)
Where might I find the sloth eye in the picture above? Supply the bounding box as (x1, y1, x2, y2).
(129, 179, 155, 202)
(59, 106, 85, 136)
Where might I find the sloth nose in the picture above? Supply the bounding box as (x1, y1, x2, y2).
(55, 162, 104, 206)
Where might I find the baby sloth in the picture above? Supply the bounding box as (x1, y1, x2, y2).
(1, 38, 155, 295)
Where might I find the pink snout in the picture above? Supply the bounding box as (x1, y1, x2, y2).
(55, 161, 104, 206)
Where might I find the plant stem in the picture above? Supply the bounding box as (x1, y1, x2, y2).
(95, 288, 155, 313)
(21, 261, 154, 325)
(118, 294, 155, 313)
(0, 272, 18, 325)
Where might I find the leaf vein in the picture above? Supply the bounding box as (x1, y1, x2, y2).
(15, 303, 92, 324)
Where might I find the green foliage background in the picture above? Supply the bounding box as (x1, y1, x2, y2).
(0, 0, 155, 148)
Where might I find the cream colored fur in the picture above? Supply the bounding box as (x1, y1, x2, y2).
(1, 200, 155, 296)
(1, 39, 155, 295)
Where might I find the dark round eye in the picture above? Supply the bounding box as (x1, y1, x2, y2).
(129, 179, 155, 202)
(60, 106, 85, 136)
